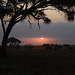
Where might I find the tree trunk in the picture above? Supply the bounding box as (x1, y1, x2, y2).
(0, 21, 15, 58)
(0, 35, 7, 58)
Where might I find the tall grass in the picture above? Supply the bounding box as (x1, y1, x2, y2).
(0, 46, 75, 75)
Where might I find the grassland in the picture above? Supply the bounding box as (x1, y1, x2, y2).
(0, 46, 75, 75)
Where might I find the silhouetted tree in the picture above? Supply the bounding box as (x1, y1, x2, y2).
(0, 0, 75, 57)
(7, 37, 21, 46)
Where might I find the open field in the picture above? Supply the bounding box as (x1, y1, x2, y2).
(0, 46, 75, 75)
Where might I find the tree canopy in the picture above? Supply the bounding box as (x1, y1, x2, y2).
(0, 0, 75, 34)
(0, 0, 75, 23)
(7, 37, 21, 46)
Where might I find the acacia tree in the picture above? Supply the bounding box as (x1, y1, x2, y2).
(7, 37, 21, 46)
(0, 0, 75, 57)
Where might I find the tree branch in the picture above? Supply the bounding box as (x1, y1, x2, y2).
(1, 18, 5, 35)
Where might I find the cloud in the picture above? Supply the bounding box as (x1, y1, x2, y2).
(9, 22, 75, 38)
(0, 22, 75, 44)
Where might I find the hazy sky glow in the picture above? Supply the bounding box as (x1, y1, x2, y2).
(45, 10, 66, 23)
(0, 10, 75, 45)
(19, 37, 55, 45)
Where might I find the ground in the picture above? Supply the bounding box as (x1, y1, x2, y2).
(0, 46, 75, 75)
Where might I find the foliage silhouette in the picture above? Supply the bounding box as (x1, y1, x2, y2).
(0, 0, 75, 57)
(7, 37, 21, 46)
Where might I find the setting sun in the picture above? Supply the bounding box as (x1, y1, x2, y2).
(40, 38, 44, 40)
(19, 37, 55, 45)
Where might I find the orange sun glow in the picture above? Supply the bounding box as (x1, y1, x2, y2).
(40, 38, 44, 40)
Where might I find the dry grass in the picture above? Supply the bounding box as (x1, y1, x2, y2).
(0, 46, 75, 75)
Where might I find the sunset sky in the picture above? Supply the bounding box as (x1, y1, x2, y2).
(0, 9, 75, 45)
